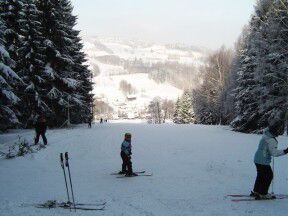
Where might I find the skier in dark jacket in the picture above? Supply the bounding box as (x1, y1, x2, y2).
(88, 118, 92, 128)
(34, 116, 48, 145)
(251, 119, 288, 200)
(119, 133, 137, 176)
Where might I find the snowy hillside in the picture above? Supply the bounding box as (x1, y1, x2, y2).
(1, 123, 288, 216)
(83, 36, 208, 119)
(94, 73, 182, 119)
(83, 36, 207, 66)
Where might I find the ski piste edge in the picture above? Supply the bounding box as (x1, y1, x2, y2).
(111, 171, 145, 175)
(116, 173, 153, 178)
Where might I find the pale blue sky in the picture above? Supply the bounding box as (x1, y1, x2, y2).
(71, 0, 256, 49)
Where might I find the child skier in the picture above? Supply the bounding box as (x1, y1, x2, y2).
(251, 119, 288, 200)
(119, 133, 138, 176)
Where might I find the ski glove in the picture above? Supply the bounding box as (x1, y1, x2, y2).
(284, 148, 288, 154)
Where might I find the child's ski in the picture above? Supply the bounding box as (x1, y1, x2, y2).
(116, 173, 153, 178)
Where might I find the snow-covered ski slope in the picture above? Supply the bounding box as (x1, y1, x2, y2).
(1, 123, 288, 216)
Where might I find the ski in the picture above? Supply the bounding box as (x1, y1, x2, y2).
(22, 201, 106, 208)
(34, 204, 105, 211)
(59, 205, 105, 211)
(74, 202, 106, 206)
(231, 197, 288, 202)
(111, 171, 145, 175)
(116, 173, 152, 178)
(57, 201, 106, 207)
(227, 194, 288, 198)
(230, 195, 288, 202)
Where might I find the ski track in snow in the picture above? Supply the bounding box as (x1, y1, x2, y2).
(0, 123, 288, 216)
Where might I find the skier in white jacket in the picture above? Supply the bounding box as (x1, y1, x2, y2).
(251, 119, 288, 200)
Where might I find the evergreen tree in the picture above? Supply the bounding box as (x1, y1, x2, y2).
(231, 0, 273, 133)
(178, 91, 194, 124)
(258, 0, 288, 130)
(173, 98, 182, 124)
(0, 0, 25, 71)
(58, 0, 93, 124)
(0, 18, 22, 130)
(36, 0, 93, 126)
(18, 0, 49, 127)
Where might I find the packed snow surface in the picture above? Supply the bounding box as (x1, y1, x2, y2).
(1, 123, 288, 216)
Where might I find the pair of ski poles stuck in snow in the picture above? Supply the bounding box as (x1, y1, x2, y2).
(60, 152, 76, 212)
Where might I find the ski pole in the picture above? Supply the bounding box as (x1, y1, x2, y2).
(65, 152, 76, 212)
(271, 157, 275, 195)
(60, 153, 71, 207)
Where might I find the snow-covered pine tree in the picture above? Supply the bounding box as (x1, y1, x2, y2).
(0, 17, 22, 130)
(58, 0, 93, 124)
(257, 0, 288, 131)
(17, 0, 50, 127)
(178, 91, 194, 124)
(225, 28, 249, 125)
(231, 0, 273, 133)
(173, 97, 182, 124)
(0, 0, 25, 71)
(36, 0, 90, 126)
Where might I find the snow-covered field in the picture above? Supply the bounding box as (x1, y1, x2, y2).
(93, 73, 182, 109)
(1, 123, 288, 216)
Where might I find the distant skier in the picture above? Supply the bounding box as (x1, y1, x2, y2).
(119, 133, 137, 176)
(251, 119, 288, 200)
(34, 116, 48, 145)
(100, 118, 103, 124)
(88, 118, 92, 128)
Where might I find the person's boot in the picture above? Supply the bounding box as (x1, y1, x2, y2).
(119, 164, 127, 174)
(250, 191, 259, 197)
(125, 165, 138, 176)
(118, 170, 126, 174)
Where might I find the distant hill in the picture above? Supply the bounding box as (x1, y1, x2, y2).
(82, 36, 208, 119)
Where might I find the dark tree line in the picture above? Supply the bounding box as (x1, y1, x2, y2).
(0, 0, 93, 131)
